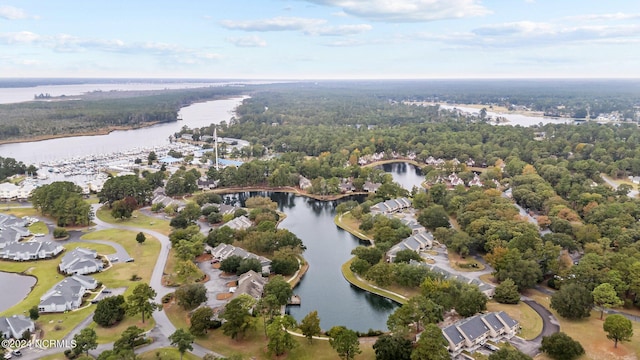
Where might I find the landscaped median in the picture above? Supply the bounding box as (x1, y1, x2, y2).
(341, 257, 407, 305)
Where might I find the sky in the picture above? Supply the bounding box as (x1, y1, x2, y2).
(1, 0, 639, 79)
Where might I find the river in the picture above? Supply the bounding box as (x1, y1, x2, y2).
(0, 96, 248, 165)
(0, 272, 36, 313)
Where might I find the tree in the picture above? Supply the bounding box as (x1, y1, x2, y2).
(126, 283, 159, 323)
(410, 323, 449, 360)
(328, 326, 361, 360)
(93, 295, 126, 326)
(455, 285, 488, 317)
(592, 283, 623, 320)
(28, 305, 39, 320)
(488, 346, 532, 360)
(550, 283, 593, 319)
(263, 275, 293, 306)
(540, 332, 585, 360)
(493, 278, 521, 304)
(221, 294, 256, 340)
(271, 249, 299, 275)
(417, 205, 450, 230)
(190, 306, 214, 337)
(266, 315, 298, 356)
(300, 310, 321, 343)
(365, 263, 393, 286)
(351, 246, 383, 265)
(136, 232, 146, 245)
(393, 249, 422, 264)
(220, 255, 243, 274)
(387, 295, 443, 333)
(73, 328, 98, 357)
(113, 325, 145, 352)
(603, 314, 633, 348)
(373, 334, 412, 360)
(237, 258, 262, 275)
(169, 328, 195, 360)
(175, 284, 207, 310)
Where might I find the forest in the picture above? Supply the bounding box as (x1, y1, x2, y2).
(0, 86, 243, 141)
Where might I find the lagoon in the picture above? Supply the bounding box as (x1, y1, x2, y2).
(0, 272, 36, 313)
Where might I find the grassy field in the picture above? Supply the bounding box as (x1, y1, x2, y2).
(96, 207, 172, 236)
(165, 300, 375, 360)
(486, 300, 542, 340)
(81, 229, 160, 289)
(524, 289, 640, 360)
(88, 314, 156, 344)
(138, 347, 201, 360)
(334, 212, 373, 241)
(38, 353, 93, 360)
(0, 207, 40, 217)
(28, 221, 49, 235)
(341, 257, 407, 304)
(447, 250, 486, 272)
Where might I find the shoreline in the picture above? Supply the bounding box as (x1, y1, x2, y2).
(211, 185, 370, 201)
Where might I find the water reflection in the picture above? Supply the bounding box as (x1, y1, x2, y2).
(223, 191, 397, 332)
(0, 272, 37, 312)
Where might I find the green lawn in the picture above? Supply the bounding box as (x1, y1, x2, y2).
(138, 347, 201, 360)
(28, 221, 49, 235)
(0, 207, 40, 218)
(81, 229, 160, 289)
(89, 315, 156, 344)
(96, 207, 172, 235)
(334, 212, 373, 241)
(486, 300, 542, 340)
(341, 258, 407, 304)
(165, 300, 375, 360)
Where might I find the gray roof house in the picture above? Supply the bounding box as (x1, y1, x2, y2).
(386, 232, 433, 262)
(362, 181, 381, 193)
(222, 215, 253, 231)
(0, 315, 35, 339)
(0, 241, 64, 261)
(409, 261, 494, 297)
(211, 243, 271, 274)
(38, 275, 98, 313)
(231, 270, 267, 301)
(442, 312, 519, 356)
(59, 247, 104, 275)
(370, 197, 412, 214)
(0, 214, 31, 249)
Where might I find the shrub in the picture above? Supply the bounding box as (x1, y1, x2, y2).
(53, 227, 69, 238)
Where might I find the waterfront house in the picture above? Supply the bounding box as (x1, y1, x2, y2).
(386, 232, 433, 262)
(0, 241, 64, 261)
(222, 215, 253, 231)
(210, 243, 271, 274)
(362, 181, 381, 193)
(409, 260, 494, 297)
(370, 197, 412, 214)
(59, 247, 104, 275)
(231, 270, 267, 301)
(0, 315, 35, 339)
(441, 311, 519, 357)
(38, 275, 98, 313)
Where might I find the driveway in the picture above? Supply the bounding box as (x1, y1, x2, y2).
(197, 261, 237, 310)
(510, 299, 560, 357)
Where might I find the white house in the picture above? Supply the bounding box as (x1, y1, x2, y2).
(0, 241, 64, 261)
(38, 275, 98, 313)
(59, 247, 104, 275)
(0, 315, 35, 339)
(210, 243, 271, 274)
(370, 197, 412, 214)
(386, 232, 433, 262)
(222, 215, 253, 231)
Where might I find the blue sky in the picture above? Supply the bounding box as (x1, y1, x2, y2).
(1, 0, 639, 79)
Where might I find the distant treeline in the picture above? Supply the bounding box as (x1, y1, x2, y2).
(0, 87, 244, 141)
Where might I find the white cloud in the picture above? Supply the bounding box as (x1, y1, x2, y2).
(0, 31, 40, 43)
(220, 17, 326, 32)
(227, 35, 268, 47)
(564, 12, 640, 22)
(304, 0, 491, 22)
(307, 24, 372, 36)
(0, 5, 29, 20)
(409, 21, 640, 49)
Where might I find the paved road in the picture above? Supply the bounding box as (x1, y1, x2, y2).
(601, 175, 639, 198)
(510, 300, 560, 357)
(20, 204, 224, 359)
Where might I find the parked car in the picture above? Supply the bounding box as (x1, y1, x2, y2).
(125, 258, 135, 263)
(102, 289, 112, 294)
(483, 343, 499, 352)
(110, 257, 118, 262)
(11, 350, 22, 357)
(91, 299, 100, 304)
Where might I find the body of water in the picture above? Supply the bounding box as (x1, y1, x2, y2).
(224, 191, 398, 333)
(0, 96, 247, 165)
(381, 162, 425, 190)
(0, 272, 36, 313)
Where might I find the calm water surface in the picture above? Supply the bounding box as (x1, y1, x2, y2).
(225, 191, 398, 332)
(0, 96, 247, 164)
(0, 272, 36, 313)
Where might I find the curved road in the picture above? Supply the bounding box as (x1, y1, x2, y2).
(21, 204, 223, 359)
